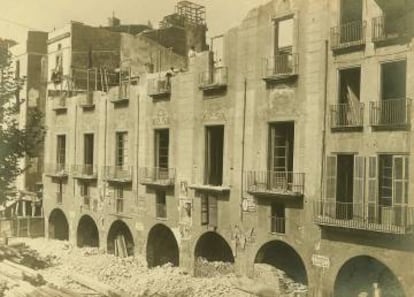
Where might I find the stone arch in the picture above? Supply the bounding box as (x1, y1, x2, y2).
(194, 231, 235, 263)
(48, 208, 69, 240)
(76, 215, 99, 248)
(254, 240, 308, 286)
(146, 224, 179, 268)
(107, 220, 134, 256)
(334, 255, 405, 297)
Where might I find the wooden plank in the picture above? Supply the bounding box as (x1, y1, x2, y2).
(69, 272, 125, 297)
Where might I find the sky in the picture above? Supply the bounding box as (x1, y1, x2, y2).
(0, 0, 268, 45)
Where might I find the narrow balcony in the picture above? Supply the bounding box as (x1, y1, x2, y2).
(313, 200, 414, 235)
(330, 103, 364, 131)
(103, 166, 133, 183)
(270, 216, 286, 234)
(199, 67, 228, 92)
(78, 92, 95, 109)
(52, 96, 67, 112)
(262, 53, 298, 83)
(110, 81, 130, 104)
(148, 77, 171, 99)
(189, 171, 230, 194)
(55, 192, 63, 205)
(370, 98, 411, 129)
(245, 171, 305, 198)
(331, 21, 366, 53)
(45, 163, 69, 178)
(139, 167, 175, 187)
(372, 15, 408, 45)
(72, 164, 98, 180)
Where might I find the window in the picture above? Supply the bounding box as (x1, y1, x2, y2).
(381, 60, 406, 100)
(115, 187, 124, 213)
(269, 122, 294, 173)
(275, 17, 293, 53)
(156, 190, 167, 218)
(84, 134, 94, 174)
(271, 203, 285, 233)
(201, 194, 217, 227)
(81, 183, 90, 207)
(205, 126, 224, 186)
(56, 135, 66, 169)
(115, 132, 128, 168)
(340, 0, 362, 25)
(155, 129, 169, 179)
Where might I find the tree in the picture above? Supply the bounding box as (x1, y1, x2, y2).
(0, 40, 45, 204)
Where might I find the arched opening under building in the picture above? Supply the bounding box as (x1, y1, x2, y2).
(48, 208, 69, 240)
(77, 215, 99, 248)
(194, 232, 234, 277)
(146, 224, 179, 268)
(334, 256, 405, 297)
(254, 241, 308, 293)
(107, 220, 134, 257)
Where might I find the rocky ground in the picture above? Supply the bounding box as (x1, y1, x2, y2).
(1, 237, 308, 297)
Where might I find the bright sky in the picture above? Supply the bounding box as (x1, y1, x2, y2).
(0, 0, 268, 45)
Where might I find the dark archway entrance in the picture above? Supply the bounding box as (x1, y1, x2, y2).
(48, 208, 69, 240)
(254, 241, 308, 288)
(146, 224, 179, 268)
(334, 256, 405, 297)
(77, 215, 99, 248)
(107, 220, 134, 257)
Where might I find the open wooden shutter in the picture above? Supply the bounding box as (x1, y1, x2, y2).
(392, 156, 409, 226)
(367, 156, 378, 223)
(353, 156, 365, 219)
(208, 195, 218, 227)
(325, 155, 337, 217)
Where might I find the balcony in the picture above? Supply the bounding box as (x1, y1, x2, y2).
(148, 77, 171, 99)
(110, 81, 130, 104)
(56, 192, 63, 205)
(313, 200, 414, 235)
(189, 170, 230, 194)
(245, 171, 305, 198)
(331, 21, 366, 53)
(52, 96, 67, 112)
(262, 53, 298, 83)
(199, 67, 228, 92)
(370, 98, 411, 129)
(45, 163, 69, 178)
(271, 216, 286, 234)
(72, 164, 97, 180)
(330, 103, 364, 131)
(103, 166, 133, 183)
(372, 15, 408, 46)
(139, 167, 175, 187)
(79, 92, 95, 109)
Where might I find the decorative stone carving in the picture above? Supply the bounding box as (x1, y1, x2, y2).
(202, 103, 226, 122)
(153, 108, 170, 126)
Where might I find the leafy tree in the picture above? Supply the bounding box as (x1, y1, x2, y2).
(0, 40, 45, 203)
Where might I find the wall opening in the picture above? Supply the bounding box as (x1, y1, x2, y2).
(146, 224, 179, 268)
(77, 215, 99, 248)
(205, 126, 224, 186)
(334, 256, 405, 297)
(381, 60, 406, 100)
(107, 220, 134, 257)
(254, 241, 308, 287)
(48, 208, 69, 240)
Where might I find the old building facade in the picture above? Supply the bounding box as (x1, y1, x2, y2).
(40, 0, 414, 296)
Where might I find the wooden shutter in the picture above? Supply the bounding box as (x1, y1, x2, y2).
(367, 156, 378, 222)
(353, 156, 365, 219)
(208, 195, 218, 227)
(392, 156, 409, 226)
(325, 155, 337, 217)
(200, 194, 208, 225)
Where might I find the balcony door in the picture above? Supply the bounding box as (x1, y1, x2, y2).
(155, 129, 169, 179)
(84, 134, 94, 175)
(205, 126, 224, 186)
(340, 0, 363, 43)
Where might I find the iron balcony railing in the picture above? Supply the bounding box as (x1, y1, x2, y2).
(199, 67, 228, 89)
(72, 164, 97, 179)
(148, 77, 171, 97)
(103, 166, 133, 182)
(52, 96, 67, 111)
(246, 171, 305, 196)
(156, 203, 167, 219)
(331, 21, 366, 50)
(330, 103, 364, 129)
(271, 216, 286, 234)
(313, 200, 414, 234)
(263, 53, 298, 78)
(372, 15, 408, 43)
(139, 167, 176, 186)
(370, 98, 411, 127)
(45, 163, 69, 177)
(56, 192, 63, 205)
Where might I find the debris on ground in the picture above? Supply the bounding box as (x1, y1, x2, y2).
(194, 257, 235, 278)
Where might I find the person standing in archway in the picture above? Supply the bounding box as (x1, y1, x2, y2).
(373, 283, 381, 297)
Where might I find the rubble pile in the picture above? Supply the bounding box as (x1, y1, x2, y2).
(194, 257, 235, 278)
